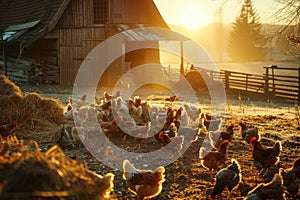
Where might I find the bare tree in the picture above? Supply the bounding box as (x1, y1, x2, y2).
(273, 0, 300, 46)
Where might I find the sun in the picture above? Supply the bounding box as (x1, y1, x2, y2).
(175, 5, 212, 30)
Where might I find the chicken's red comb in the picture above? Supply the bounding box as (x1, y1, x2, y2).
(158, 131, 164, 137)
(222, 140, 230, 146)
(250, 137, 257, 144)
(13, 121, 18, 127)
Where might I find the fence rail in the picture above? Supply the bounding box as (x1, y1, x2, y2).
(160, 64, 300, 104)
(219, 66, 300, 104)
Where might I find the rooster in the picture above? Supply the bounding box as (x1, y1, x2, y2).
(209, 159, 242, 199)
(122, 159, 165, 200)
(0, 121, 18, 138)
(245, 173, 286, 200)
(250, 137, 282, 177)
(239, 121, 260, 144)
(199, 140, 229, 182)
(209, 124, 235, 150)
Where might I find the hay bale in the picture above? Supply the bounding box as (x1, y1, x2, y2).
(0, 75, 22, 97)
(184, 70, 209, 91)
(21, 93, 64, 130)
(0, 76, 23, 124)
(0, 137, 114, 199)
(0, 76, 64, 142)
(0, 95, 23, 124)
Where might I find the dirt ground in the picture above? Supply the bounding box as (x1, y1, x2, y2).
(19, 83, 300, 200)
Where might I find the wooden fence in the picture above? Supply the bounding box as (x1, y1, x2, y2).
(219, 65, 300, 104)
(162, 64, 300, 105)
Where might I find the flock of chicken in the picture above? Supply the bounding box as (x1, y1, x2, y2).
(1, 90, 300, 199)
(200, 116, 300, 200)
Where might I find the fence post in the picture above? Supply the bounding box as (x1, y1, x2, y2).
(298, 67, 300, 106)
(245, 74, 248, 91)
(264, 67, 269, 97)
(224, 71, 230, 90)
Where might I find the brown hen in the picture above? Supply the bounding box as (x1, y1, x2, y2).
(199, 140, 229, 182)
(250, 137, 282, 177)
(209, 124, 235, 150)
(122, 159, 165, 200)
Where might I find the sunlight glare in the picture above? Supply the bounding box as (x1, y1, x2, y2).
(175, 5, 212, 30)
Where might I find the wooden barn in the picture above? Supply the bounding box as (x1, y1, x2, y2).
(0, 0, 170, 86)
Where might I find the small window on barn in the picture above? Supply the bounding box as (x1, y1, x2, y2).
(93, 0, 109, 24)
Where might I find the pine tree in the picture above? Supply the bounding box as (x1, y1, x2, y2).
(227, 0, 266, 61)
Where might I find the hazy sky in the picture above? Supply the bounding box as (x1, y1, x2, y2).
(154, 0, 282, 28)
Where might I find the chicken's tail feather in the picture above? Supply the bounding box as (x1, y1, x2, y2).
(231, 158, 241, 169)
(155, 166, 166, 182)
(123, 159, 138, 180)
(293, 158, 300, 169)
(211, 180, 226, 197)
(273, 141, 282, 156)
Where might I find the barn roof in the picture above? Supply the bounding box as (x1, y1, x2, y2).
(118, 25, 190, 42)
(0, 0, 70, 49)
